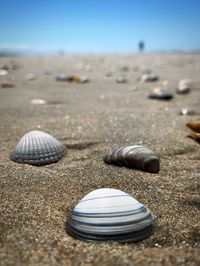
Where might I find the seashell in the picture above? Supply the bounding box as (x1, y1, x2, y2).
(139, 73, 158, 82)
(0, 69, 8, 76)
(186, 121, 200, 141)
(176, 79, 192, 94)
(30, 98, 46, 105)
(55, 74, 82, 83)
(68, 188, 156, 243)
(11, 130, 67, 166)
(148, 91, 173, 101)
(1, 80, 15, 88)
(104, 145, 159, 173)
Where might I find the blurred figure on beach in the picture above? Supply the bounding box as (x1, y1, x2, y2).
(138, 40, 145, 53)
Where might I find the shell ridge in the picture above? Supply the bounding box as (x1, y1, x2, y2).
(72, 205, 146, 217)
(78, 194, 131, 204)
(11, 130, 66, 166)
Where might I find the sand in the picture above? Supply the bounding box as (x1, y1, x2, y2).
(0, 53, 200, 266)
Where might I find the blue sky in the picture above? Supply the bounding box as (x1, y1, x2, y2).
(0, 0, 200, 53)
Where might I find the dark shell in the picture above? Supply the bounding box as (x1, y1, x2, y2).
(104, 145, 160, 173)
(67, 188, 155, 243)
(11, 130, 67, 166)
(148, 91, 173, 100)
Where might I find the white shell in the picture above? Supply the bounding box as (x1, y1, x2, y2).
(176, 79, 192, 94)
(68, 188, 155, 242)
(0, 69, 8, 76)
(11, 130, 67, 166)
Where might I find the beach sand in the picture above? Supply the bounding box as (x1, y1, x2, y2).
(0, 53, 200, 265)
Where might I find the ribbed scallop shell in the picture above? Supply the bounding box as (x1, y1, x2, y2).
(11, 130, 67, 166)
(104, 145, 159, 173)
(68, 188, 155, 242)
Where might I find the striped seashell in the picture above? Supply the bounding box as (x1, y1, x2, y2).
(68, 188, 155, 242)
(11, 130, 67, 166)
(104, 145, 160, 173)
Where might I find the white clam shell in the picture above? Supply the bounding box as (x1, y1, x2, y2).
(176, 79, 192, 94)
(0, 69, 8, 76)
(11, 130, 67, 166)
(68, 188, 155, 242)
(104, 145, 160, 173)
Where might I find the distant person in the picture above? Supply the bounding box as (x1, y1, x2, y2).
(138, 41, 145, 53)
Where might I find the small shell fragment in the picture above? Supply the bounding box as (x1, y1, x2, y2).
(68, 188, 156, 243)
(11, 130, 67, 166)
(104, 145, 160, 173)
